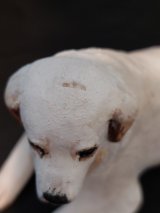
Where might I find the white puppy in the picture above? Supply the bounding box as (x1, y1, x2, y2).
(1, 47, 160, 213)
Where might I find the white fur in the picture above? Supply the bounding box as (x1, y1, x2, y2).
(1, 47, 160, 212)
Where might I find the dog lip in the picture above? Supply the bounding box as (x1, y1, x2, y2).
(49, 202, 69, 207)
(41, 199, 66, 207)
(43, 192, 70, 206)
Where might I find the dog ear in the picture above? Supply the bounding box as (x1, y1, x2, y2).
(9, 108, 21, 123)
(4, 64, 30, 123)
(107, 109, 135, 142)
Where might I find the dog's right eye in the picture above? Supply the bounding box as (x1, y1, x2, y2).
(28, 140, 46, 158)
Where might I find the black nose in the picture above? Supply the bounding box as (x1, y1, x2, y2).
(43, 192, 69, 205)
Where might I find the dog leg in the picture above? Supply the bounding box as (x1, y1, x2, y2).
(53, 156, 142, 213)
(53, 177, 141, 213)
(53, 176, 142, 213)
(0, 133, 33, 210)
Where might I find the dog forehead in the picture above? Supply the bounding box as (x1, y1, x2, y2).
(21, 86, 104, 140)
(28, 54, 113, 86)
(21, 55, 116, 116)
(20, 53, 120, 139)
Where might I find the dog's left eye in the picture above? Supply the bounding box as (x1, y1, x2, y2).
(28, 140, 47, 158)
(77, 146, 98, 161)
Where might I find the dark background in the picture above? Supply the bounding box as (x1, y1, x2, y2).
(0, 0, 160, 212)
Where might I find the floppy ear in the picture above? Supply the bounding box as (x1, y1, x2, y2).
(4, 64, 30, 122)
(108, 109, 135, 142)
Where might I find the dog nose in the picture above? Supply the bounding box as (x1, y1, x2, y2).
(43, 192, 69, 205)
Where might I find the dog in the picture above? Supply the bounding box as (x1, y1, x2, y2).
(1, 47, 160, 213)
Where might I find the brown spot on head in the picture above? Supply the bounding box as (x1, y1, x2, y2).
(62, 81, 86, 91)
(108, 109, 134, 142)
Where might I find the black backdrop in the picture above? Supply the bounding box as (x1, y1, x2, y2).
(1, 0, 160, 212)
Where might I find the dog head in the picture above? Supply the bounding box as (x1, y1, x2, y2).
(4, 49, 138, 205)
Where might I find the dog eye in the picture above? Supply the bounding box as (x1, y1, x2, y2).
(77, 146, 98, 161)
(28, 140, 46, 158)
